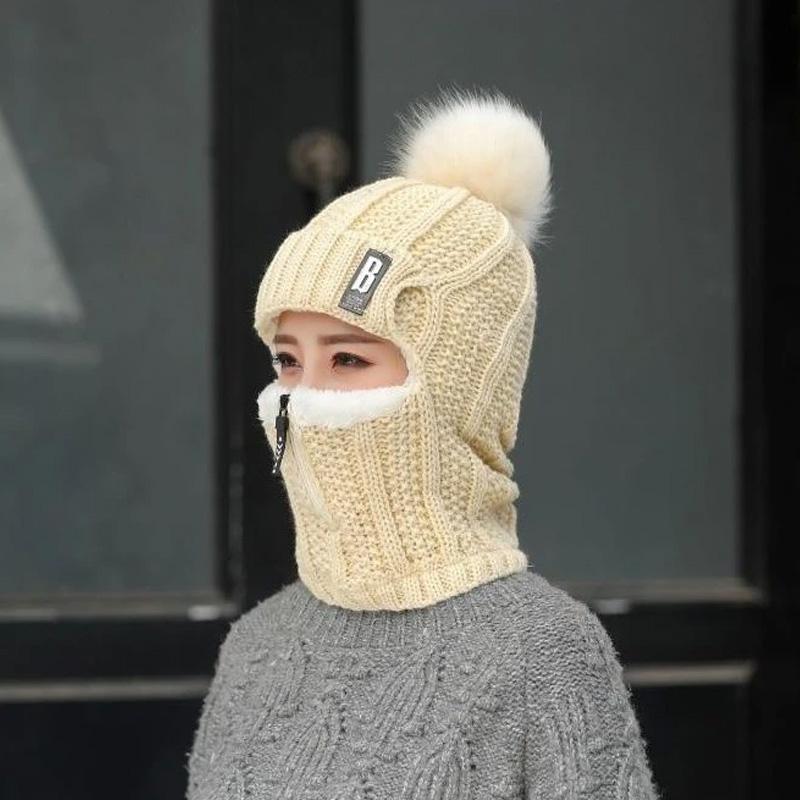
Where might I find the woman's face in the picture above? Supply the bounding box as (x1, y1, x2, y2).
(271, 310, 408, 390)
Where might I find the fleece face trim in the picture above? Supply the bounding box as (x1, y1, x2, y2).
(256, 371, 419, 430)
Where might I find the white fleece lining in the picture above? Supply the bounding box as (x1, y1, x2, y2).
(256, 371, 419, 430)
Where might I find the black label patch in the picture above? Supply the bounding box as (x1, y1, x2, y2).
(338, 248, 393, 315)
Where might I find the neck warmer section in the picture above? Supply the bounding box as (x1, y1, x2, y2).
(256, 326, 531, 612)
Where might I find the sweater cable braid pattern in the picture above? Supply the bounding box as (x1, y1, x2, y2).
(185, 570, 661, 800)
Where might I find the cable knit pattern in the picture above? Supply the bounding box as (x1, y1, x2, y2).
(185, 569, 660, 800)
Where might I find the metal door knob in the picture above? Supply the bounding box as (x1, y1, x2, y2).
(288, 129, 350, 210)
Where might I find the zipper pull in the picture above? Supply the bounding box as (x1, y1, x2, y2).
(272, 392, 290, 476)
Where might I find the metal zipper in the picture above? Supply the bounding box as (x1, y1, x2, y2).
(271, 392, 290, 475)
(273, 391, 331, 521)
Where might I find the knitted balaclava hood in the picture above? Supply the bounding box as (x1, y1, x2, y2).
(254, 88, 552, 611)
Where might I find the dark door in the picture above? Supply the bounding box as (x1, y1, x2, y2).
(0, 2, 353, 797)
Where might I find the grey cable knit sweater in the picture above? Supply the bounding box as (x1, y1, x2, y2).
(185, 568, 660, 799)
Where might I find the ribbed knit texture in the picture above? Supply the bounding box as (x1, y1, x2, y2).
(254, 176, 536, 610)
(185, 569, 660, 799)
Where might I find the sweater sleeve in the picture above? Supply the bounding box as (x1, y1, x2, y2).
(523, 602, 661, 800)
(185, 621, 242, 799)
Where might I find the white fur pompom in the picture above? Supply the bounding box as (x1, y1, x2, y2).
(387, 87, 552, 247)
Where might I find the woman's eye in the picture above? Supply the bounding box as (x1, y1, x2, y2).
(271, 352, 299, 369)
(270, 351, 370, 370)
(333, 352, 370, 368)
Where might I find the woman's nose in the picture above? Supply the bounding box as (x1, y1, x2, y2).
(299, 361, 329, 390)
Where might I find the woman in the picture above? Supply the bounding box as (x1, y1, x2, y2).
(186, 87, 661, 799)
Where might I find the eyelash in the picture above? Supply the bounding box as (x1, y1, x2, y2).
(271, 352, 371, 370)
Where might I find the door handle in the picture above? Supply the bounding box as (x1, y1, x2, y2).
(288, 128, 350, 211)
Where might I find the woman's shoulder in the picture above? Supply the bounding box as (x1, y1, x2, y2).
(517, 572, 661, 798)
(212, 580, 303, 662)
(241, 578, 302, 624)
(515, 569, 603, 634)
(515, 570, 625, 694)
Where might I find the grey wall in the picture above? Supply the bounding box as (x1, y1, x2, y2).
(0, 1, 215, 594)
(360, 0, 738, 582)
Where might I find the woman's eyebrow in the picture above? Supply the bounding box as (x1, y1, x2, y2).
(273, 333, 382, 345)
(320, 333, 382, 345)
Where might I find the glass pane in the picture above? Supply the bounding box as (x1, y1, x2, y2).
(0, 2, 215, 595)
(359, 0, 739, 582)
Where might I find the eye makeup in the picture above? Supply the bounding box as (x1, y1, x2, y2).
(270, 352, 373, 370)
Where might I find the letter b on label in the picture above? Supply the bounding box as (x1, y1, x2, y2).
(338, 248, 393, 315)
(351, 255, 384, 293)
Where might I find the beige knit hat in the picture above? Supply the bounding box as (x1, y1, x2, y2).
(254, 88, 552, 611)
